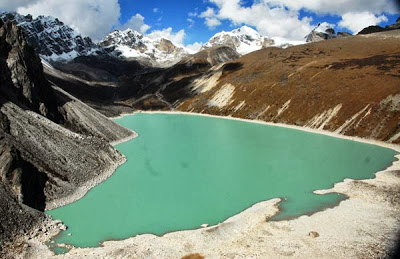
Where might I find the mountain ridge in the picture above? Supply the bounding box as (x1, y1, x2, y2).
(201, 25, 275, 55)
(99, 28, 190, 67)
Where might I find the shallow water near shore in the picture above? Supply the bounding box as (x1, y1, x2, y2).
(47, 113, 398, 249)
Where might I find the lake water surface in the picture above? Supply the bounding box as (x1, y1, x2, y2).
(47, 113, 398, 249)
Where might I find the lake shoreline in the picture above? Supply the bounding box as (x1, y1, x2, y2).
(113, 110, 400, 154)
(25, 110, 400, 258)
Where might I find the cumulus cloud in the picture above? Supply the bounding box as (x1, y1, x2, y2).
(16, 0, 121, 40)
(186, 42, 203, 53)
(199, 0, 398, 40)
(187, 18, 195, 28)
(338, 12, 388, 34)
(201, 0, 314, 40)
(147, 27, 186, 47)
(200, 7, 222, 29)
(120, 13, 151, 34)
(263, 0, 399, 15)
(0, 0, 40, 11)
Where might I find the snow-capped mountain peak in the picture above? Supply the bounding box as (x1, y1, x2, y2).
(0, 12, 98, 61)
(99, 28, 190, 67)
(305, 23, 336, 42)
(201, 26, 274, 55)
(231, 25, 259, 37)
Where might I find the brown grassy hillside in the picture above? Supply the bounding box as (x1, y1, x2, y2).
(176, 31, 400, 143)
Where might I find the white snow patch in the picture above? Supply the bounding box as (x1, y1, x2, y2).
(335, 105, 370, 134)
(190, 64, 224, 93)
(306, 104, 342, 130)
(208, 84, 235, 108)
(257, 106, 271, 119)
(45, 50, 79, 62)
(202, 26, 274, 55)
(275, 100, 291, 118)
(233, 101, 246, 113)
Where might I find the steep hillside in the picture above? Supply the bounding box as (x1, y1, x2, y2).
(0, 18, 135, 255)
(166, 31, 400, 143)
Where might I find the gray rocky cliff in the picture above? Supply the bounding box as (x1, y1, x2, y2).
(0, 19, 136, 254)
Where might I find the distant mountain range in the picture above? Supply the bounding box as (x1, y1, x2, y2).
(99, 28, 190, 67)
(2, 11, 399, 67)
(0, 12, 277, 66)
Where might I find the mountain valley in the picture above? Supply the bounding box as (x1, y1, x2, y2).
(0, 10, 400, 258)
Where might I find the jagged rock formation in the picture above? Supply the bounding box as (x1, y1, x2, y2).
(99, 28, 190, 67)
(305, 24, 338, 42)
(0, 12, 99, 62)
(0, 18, 135, 254)
(201, 26, 274, 55)
(358, 17, 400, 35)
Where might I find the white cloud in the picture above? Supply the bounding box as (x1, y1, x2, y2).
(201, 0, 314, 40)
(120, 13, 151, 34)
(262, 0, 399, 15)
(187, 18, 195, 28)
(200, 7, 217, 18)
(153, 8, 159, 13)
(204, 17, 221, 28)
(338, 12, 388, 34)
(186, 42, 203, 53)
(200, 0, 398, 41)
(0, 0, 40, 11)
(16, 0, 121, 40)
(147, 27, 186, 47)
(188, 11, 198, 17)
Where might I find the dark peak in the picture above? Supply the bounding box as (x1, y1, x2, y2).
(325, 28, 335, 35)
(357, 25, 385, 35)
(0, 19, 62, 122)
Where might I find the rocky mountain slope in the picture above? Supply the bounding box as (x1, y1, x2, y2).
(105, 30, 400, 144)
(99, 28, 190, 67)
(201, 26, 274, 55)
(174, 30, 400, 143)
(0, 12, 99, 61)
(0, 18, 135, 255)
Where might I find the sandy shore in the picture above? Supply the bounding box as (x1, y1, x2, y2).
(23, 111, 400, 258)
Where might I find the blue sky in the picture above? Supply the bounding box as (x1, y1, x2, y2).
(1, 0, 399, 49)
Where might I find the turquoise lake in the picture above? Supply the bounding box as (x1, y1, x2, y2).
(47, 113, 398, 248)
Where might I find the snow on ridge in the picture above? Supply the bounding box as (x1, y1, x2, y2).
(202, 25, 274, 55)
(0, 12, 97, 62)
(100, 28, 190, 67)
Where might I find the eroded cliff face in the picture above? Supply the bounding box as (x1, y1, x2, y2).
(0, 19, 136, 253)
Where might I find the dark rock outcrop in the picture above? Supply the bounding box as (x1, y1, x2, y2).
(0, 18, 135, 254)
(358, 25, 386, 35)
(358, 17, 400, 35)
